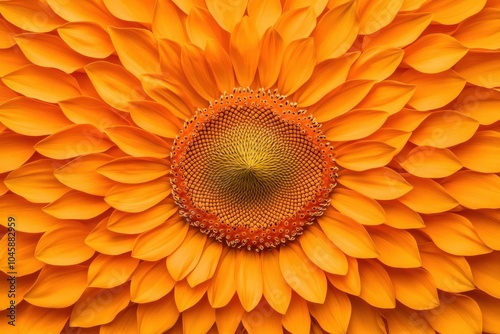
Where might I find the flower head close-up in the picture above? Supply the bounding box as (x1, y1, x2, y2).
(1, 0, 500, 333)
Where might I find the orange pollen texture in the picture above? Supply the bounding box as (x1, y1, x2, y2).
(170, 87, 337, 251)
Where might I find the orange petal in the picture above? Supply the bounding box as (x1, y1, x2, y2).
(258, 28, 284, 89)
(357, 259, 395, 308)
(153, 0, 187, 43)
(424, 213, 492, 256)
(338, 167, 412, 200)
(367, 225, 421, 268)
(0, 19, 18, 49)
(205, 0, 247, 32)
(0, 46, 30, 77)
(4, 159, 70, 203)
(248, 0, 282, 36)
(299, 225, 348, 274)
(347, 297, 387, 333)
(330, 188, 386, 226)
(319, 209, 378, 258)
(0, 132, 37, 173)
(354, 81, 416, 114)
(18, 305, 71, 334)
(137, 293, 179, 334)
(467, 290, 500, 333)
(88, 254, 139, 289)
(295, 52, 359, 107)
(187, 240, 223, 287)
(379, 200, 424, 229)
(384, 108, 430, 132)
(100, 305, 138, 334)
(84, 61, 143, 111)
(236, 251, 263, 311)
(348, 47, 403, 81)
(186, 7, 224, 50)
(423, 294, 482, 334)
(215, 295, 245, 334)
(2, 64, 80, 103)
(313, 1, 358, 61)
(455, 87, 500, 125)
(453, 130, 500, 173)
(85, 218, 136, 255)
(174, 279, 209, 312)
(181, 43, 219, 101)
(418, 0, 486, 24)
(102, 0, 156, 23)
(357, 0, 403, 34)
(207, 250, 237, 308)
(400, 146, 462, 178)
(323, 109, 388, 141)
(308, 287, 352, 333)
(384, 305, 434, 334)
(468, 252, 500, 298)
(35, 222, 94, 266)
(282, 292, 310, 334)
(108, 200, 177, 234)
(327, 256, 361, 295)
(362, 12, 433, 49)
(0, 232, 43, 276)
(183, 297, 216, 334)
(387, 267, 439, 310)
(132, 218, 189, 261)
(279, 242, 327, 303)
(335, 140, 396, 171)
(420, 242, 475, 293)
(57, 22, 114, 58)
(242, 303, 283, 334)
(70, 284, 130, 327)
(0, 97, 71, 136)
(441, 171, 500, 209)
(104, 125, 169, 158)
(230, 16, 260, 87)
(454, 50, 500, 88)
(278, 38, 316, 95)
(24, 265, 87, 308)
(205, 39, 235, 93)
(45, 0, 122, 28)
(166, 228, 206, 281)
(0, 1, 65, 32)
(43, 190, 110, 220)
(364, 128, 411, 155)
(130, 260, 175, 303)
(274, 7, 316, 46)
(261, 250, 292, 314)
(453, 8, 500, 49)
(398, 176, 459, 214)
(98, 156, 169, 184)
(401, 69, 466, 111)
(462, 210, 500, 251)
(128, 101, 182, 138)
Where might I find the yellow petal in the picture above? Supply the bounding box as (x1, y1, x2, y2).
(248, 0, 282, 36)
(403, 34, 468, 73)
(258, 28, 284, 89)
(358, 259, 395, 308)
(43, 190, 110, 220)
(379, 200, 425, 229)
(167, 228, 206, 281)
(357, 0, 403, 34)
(279, 242, 327, 303)
(453, 50, 500, 88)
(453, 8, 500, 49)
(137, 293, 179, 334)
(319, 209, 378, 258)
(46, 0, 123, 28)
(455, 87, 500, 125)
(187, 240, 223, 287)
(462, 210, 500, 251)
(347, 296, 387, 334)
(100, 305, 138, 334)
(282, 292, 310, 334)
(261, 250, 292, 314)
(102, 0, 156, 23)
(84, 61, 143, 111)
(205, 0, 248, 32)
(308, 287, 352, 333)
(420, 242, 475, 293)
(338, 167, 412, 200)
(242, 305, 283, 334)
(442, 171, 500, 209)
(323, 109, 388, 141)
(98, 156, 169, 184)
(354, 81, 416, 115)
(387, 268, 439, 310)
(108, 200, 177, 234)
(88, 254, 139, 289)
(468, 252, 500, 298)
(215, 295, 245, 334)
(0, 132, 37, 173)
(236, 251, 263, 311)
(362, 12, 433, 49)
(181, 43, 219, 101)
(418, 0, 486, 24)
(2, 64, 81, 103)
(18, 305, 71, 334)
(274, 7, 316, 46)
(327, 256, 361, 295)
(453, 130, 500, 173)
(0, 0, 65, 32)
(4, 159, 69, 203)
(423, 294, 482, 334)
(349, 47, 403, 81)
(367, 225, 421, 268)
(183, 297, 216, 334)
(205, 39, 235, 93)
(130, 260, 175, 303)
(104, 125, 169, 158)
(335, 140, 396, 171)
(400, 146, 463, 178)
(313, 1, 358, 61)
(467, 290, 500, 333)
(85, 218, 136, 255)
(294, 52, 359, 107)
(132, 218, 189, 261)
(153, 0, 187, 43)
(384, 305, 434, 334)
(401, 70, 466, 110)
(186, 7, 224, 50)
(70, 284, 130, 327)
(424, 213, 492, 256)
(230, 16, 260, 87)
(57, 22, 114, 58)
(24, 265, 87, 308)
(299, 225, 348, 274)
(278, 38, 315, 95)
(398, 176, 459, 214)
(0, 232, 43, 276)
(174, 279, 209, 312)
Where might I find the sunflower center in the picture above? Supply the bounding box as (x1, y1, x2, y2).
(170, 88, 337, 251)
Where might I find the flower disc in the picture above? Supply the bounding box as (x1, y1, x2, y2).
(171, 88, 337, 251)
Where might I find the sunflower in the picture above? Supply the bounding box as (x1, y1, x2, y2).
(1, 0, 500, 333)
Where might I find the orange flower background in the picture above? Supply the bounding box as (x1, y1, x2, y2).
(0, 0, 500, 333)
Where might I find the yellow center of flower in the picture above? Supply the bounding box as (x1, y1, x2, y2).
(171, 88, 337, 251)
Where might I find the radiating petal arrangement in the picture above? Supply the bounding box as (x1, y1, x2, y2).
(1, 1, 500, 333)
